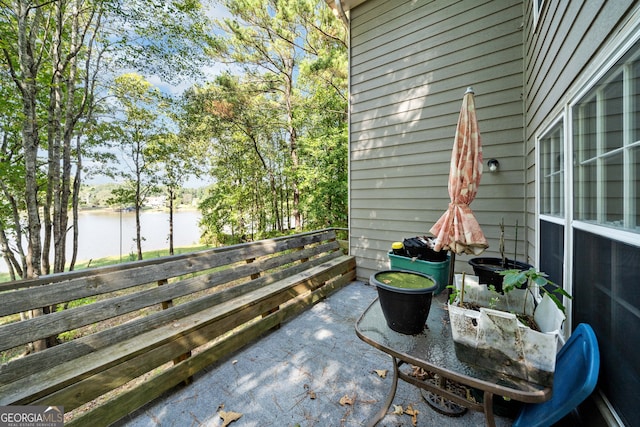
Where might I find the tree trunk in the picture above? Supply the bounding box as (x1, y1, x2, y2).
(46, 3, 63, 275)
(284, 67, 301, 230)
(135, 182, 143, 261)
(13, 2, 44, 279)
(70, 133, 82, 271)
(0, 227, 20, 281)
(169, 187, 174, 255)
(0, 178, 25, 279)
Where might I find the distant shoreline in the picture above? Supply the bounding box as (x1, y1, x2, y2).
(79, 206, 199, 214)
(0, 209, 203, 278)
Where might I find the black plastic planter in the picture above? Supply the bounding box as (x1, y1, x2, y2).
(468, 257, 533, 292)
(371, 270, 438, 335)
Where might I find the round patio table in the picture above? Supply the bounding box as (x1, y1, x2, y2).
(355, 294, 551, 427)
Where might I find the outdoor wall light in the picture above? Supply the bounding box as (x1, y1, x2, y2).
(487, 158, 500, 172)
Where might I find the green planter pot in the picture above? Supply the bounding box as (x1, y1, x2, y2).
(371, 270, 438, 335)
(388, 252, 449, 294)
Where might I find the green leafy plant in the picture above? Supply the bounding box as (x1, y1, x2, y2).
(488, 292, 500, 310)
(447, 281, 500, 308)
(500, 268, 572, 314)
(447, 284, 459, 305)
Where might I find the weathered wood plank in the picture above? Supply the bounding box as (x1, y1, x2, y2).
(0, 250, 344, 384)
(0, 240, 341, 351)
(0, 229, 340, 293)
(0, 255, 354, 405)
(0, 230, 338, 316)
(33, 259, 354, 412)
(64, 260, 355, 427)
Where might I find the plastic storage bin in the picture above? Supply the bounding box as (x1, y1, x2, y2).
(388, 252, 450, 294)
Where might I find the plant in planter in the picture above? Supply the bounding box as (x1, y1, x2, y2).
(468, 219, 533, 291)
(371, 270, 438, 335)
(500, 267, 572, 319)
(447, 270, 570, 386)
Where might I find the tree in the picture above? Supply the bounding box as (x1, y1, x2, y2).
(2, 1, 52, 278)
(198, 0, 348, 237)
(0, 70, 27, 279)
(148, 130, 201, 255)
(182, 74, 287, 238)
(107, 73, 164, 260)
(0, 0, 215, 280)
(212, 0, 311, 229)
(294, 0, 348, 228)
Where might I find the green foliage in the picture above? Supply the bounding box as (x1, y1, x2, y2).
(190, 0, 348, 239)
(0, 0, 348, 277)
(500, 268, 572, 314)
(105, 0, 216, 83)
(447, 285, 459, 305)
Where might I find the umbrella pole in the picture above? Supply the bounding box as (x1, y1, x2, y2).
(447, 251, 456, 293)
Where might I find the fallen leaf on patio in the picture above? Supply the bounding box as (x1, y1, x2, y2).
(304, 384, 317, 399)
(372, 369, 387, 378)
(405, 404, 419, 426)
(218, 410, 242, 426)
(339, 395, 354, 406)
(409, 365, 433, 380)
(466, 387, 477, 403)
(391, 404, 404, 415)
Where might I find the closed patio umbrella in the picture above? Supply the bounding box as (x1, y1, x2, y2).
(429, 87, 488, 276)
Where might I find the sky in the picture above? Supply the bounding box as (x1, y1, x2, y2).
(87, 1, 233, 189)
(147, 1, 233, 97)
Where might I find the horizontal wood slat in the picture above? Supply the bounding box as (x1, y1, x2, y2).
(66, 264, 355, 427)
(0, 240, 341, 351)
(0, 229, 355, 426)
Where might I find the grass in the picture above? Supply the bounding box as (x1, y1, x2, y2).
(0, 244, 214, 283)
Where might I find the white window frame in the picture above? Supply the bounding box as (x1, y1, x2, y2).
(536, 113, 571, 328)
(536, 14, 640, 331)
(570, 36, 640, 245)
(533, 0, 545, 30)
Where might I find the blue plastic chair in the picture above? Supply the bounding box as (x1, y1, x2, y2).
(512, 323, 600, 427)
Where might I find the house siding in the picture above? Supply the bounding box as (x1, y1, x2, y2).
(349, 0, 526, 281)
(523, 0, 635, 259)
(524, 1, 638, 425)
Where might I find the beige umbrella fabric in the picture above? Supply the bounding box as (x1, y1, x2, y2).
(429, 87, 488, 256)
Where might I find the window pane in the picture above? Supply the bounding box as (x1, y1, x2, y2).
(574, 103, 597, 221)
(604, 152, 624, 225)
(635, 146, 640, 231)
(573, 229, 640, 426)
(573, 43, 640, 233)
(633, 60, 640, 143)
(575, 158, 597, 222)
(583, 100, 598, 159)
(540, 123, 564, 216)
(540, 220, 563, 286)
(604, 74, 623, 152)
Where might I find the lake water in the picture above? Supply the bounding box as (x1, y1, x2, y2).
(0, 209, 202, 272)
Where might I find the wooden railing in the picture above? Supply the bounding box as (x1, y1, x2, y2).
(0, 228, 355, 426)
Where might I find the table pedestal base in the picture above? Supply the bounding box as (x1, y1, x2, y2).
(422, 389, 468, 416)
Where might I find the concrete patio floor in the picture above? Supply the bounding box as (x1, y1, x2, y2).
(116, 281, 513, 427)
